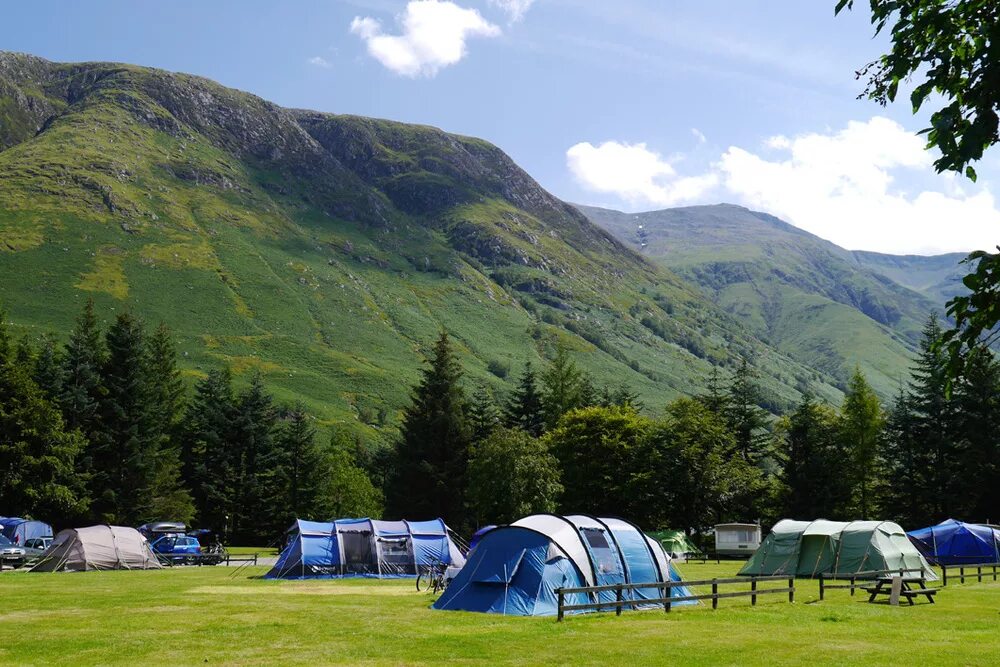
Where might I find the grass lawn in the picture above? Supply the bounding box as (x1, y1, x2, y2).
(2, 561, 998, 666)
(224, 546, 279, 557)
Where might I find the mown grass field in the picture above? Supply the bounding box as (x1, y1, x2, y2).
(2, 561, 998, 666)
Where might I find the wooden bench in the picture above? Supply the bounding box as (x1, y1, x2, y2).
(864, 576, 938, 605)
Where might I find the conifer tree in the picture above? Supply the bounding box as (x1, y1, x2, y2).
(33, 334, 65, 401)
(725, 359, 771, 464)
(881, 388, 925, 525)
(182, 368, 238, 535)
(230, 372, 280, 542)
(14, 336, 33, 368)
(840, 367, 884, 519)
(388, 332, 471, 528)
(59, 299, 105, 438)
(468, 385, 501, 443)
(698, 367, 731, 416)
(277, 405, 325, 521)
(505, 362, 545, 437)
(779, 395, 850, 519)
(541, 344, 585, 429)
(952, 349, 1000, 521)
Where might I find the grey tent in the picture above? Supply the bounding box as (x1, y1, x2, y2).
(29, 525, 162, 572)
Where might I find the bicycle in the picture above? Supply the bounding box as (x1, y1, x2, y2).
(416, 558, 450, 594)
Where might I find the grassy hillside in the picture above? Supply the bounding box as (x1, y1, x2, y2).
(579, 203, 947, 397)
(0, 52, 845, 440)
(851, 250, 969, 308)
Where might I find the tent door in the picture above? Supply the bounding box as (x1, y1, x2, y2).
(376, 536, 414, 575)
(341, 530, 377, 575)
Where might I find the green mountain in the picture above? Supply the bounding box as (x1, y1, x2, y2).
(850, 250, 969, 308)
(0, 52, 844, 438)
(578, 203, 955, 397)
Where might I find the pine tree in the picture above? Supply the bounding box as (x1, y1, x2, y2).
(33, 334, 65, 401)
(779, 395, 851, 519)
(725, 359, 771, 464)
(182, 368, 238, 536)
(952, 349, 1000, 522)
(276, 405, 324, 521)
(840, 367, 884, 519)
(468, 385, 501, 443)
(505, 362, 545, 437)
(0, 306, 10, 364)
(881, 388, 925, 525)
(14, 336, 33, 368)
(59, 299, 105, 438)
(144, 323, 193, 522)
(230, 373, 280, 542)
(388, 332, 472, 528)
(541, 344, 585, 429)
(90, 312, 160, 524)
(698, 367, 731, 416)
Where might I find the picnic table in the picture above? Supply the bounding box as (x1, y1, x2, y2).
(863, 575, 938, 605)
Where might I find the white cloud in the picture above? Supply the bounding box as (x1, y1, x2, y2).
(307, 56, 332, 68)
(718, 117, 1000, 254)
(691, 128, 707, 145)
(350, 0, 500, 77)
(490, 0, 535, 22)
(566, 140, 718, 207)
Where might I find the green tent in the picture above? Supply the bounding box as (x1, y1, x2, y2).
(650, 530, 700, 559)
(738, 519, 935, 579)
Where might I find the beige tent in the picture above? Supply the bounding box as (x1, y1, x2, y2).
(29, 525, 162, 572)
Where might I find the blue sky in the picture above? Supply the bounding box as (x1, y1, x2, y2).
(3, 0, 999, 254)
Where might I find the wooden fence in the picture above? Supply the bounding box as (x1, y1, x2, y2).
(940, 563, 1000, 586)
(554, 575, 794, 621)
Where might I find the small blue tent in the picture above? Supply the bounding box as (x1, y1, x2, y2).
(433, 514, 694, 616)
(908, 519, 1000, 565)
(265, 518, 465, 579)
(0, 518, 53, 545)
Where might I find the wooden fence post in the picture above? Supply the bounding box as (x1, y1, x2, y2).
(557, 588, 564, 622)
(818, 573, 824, 601)
(977, 566, 982, 583)
(942, 565, 948, 587)
(712, 579, 718, 609)
(615, 585, 623, 616)
(850, 575, 856, 596)
(788, 577, 794, 603)
(751, 577, 758, 606)
(960, 566, 965, 584)
(665, 582, 672, 613)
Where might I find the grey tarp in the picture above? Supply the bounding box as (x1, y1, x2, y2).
(29, 525, 162, 572)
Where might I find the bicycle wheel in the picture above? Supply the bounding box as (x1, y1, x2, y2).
(416, 571, 426, 591)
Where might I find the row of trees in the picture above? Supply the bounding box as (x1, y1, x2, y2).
(0, 301, 380, 543)
(389, 320, 1000, 537)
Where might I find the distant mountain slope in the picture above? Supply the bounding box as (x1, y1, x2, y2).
(851, 250, 969, 308)
(0, 52, 844, 436)
(579, 203, 948, 396)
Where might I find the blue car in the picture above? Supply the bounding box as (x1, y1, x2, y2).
(149, 534, 202, 564)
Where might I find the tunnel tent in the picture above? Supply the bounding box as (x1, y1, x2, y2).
(738, 519, 935, 579)
(0, 518, 52, 545)
(265, 517, 466, 579)
(433, 514, 695, 616)
(908, 519, 1000, 565)
(29, 525, 162, 572)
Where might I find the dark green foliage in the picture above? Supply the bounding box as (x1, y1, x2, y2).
(546, 406, 654, 522)
(319, 436, 384, 520)
(32, 334, 64, 401)
(646, 398, 761, 534)
(504, 362, 545, 437)
(58, 299, 105, 437)
(388, 332, 472, 529)
(778, 395, 851, 519)
(540, 344, 587, 429)
(726, 359, 772, 464)
(468, 385, 501, 443)
(277, 405, 323, 521)
(467, 427, 562, 525)
(951, 349, 1000, 521)
(0, 316, 88, 524)
(840, 368, 884, 518)
(230, 373, 281, 542)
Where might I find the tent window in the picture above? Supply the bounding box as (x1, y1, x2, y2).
(582, 528, 619, 575)
(378, 537, 414, 575)
(342, 530, 376, 574)
(583, 529, 610, 550)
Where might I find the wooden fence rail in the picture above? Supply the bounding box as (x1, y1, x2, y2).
(555, 575, 793, 621)
(818, 568, 931, 600)
(940, 563, 1000, 586)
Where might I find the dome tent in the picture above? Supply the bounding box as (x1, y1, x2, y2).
(433, 514, 694, 616)
(649, 529, 701, 561)
(29, 525, 162, 572)
(908, 519, 1000, 565)
(0, 517, 52, 545)
(738, 519, 935, 579)
(264, 518, 465, 579)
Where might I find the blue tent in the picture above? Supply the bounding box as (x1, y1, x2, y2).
(468, 525, 496, 552)
(265, 518, 466, 579)
(908, 519, 1000, 565)
(0, 518, 53, 545)
(433, 514, 694, 616)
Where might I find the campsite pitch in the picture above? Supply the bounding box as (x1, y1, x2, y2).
(2, 562, 999, 666)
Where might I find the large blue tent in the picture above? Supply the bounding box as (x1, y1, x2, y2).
(265, 518, 465, 579)
(908, 519, 1000, 565)
(0, 517, 53, 545)
(433, 514, 694, 616)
